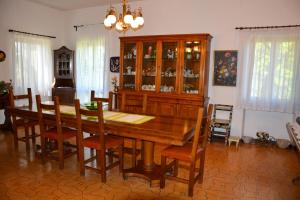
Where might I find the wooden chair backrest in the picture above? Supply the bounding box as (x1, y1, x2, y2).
(36, 95, 63, 136)
(191, 104, 213, 159)
(90, 90, 113, 111)
(191, 107, 204, 159)
(200, 104, 213, 149)
(9, 88, 32, 108)
(120, 92, 147, 114)
(75, 99, 105, 149)
(213, 104, 233, 122)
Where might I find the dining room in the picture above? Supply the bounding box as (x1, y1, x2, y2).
(0, 0, 300, 199)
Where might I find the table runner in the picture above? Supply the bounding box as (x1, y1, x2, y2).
(59, 105, 155, 125)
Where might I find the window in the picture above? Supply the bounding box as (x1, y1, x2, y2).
(251, 40, 295, 100)
(76, 36, 109, 103)
(12, 33, 53, 97)
(238, 31, 300, 114)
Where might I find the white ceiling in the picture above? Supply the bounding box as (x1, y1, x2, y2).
(26, 0, 139, 11)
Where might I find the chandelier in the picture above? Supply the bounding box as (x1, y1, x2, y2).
(103, 0, 144, 32)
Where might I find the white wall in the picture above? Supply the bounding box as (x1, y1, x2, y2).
(64, 0, 300, 139)
(0, 0, 66, 122)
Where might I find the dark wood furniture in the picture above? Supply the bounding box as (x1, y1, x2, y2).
(119, 34, 212, 119)
(210, 104, 233, 144)
(36, 95, 78, 169)
(90, 90, 113, 111)
(160, 104, 213, 196)
(0, 94, 12, 131)
(75, 99, 123, 183)
(120, 91, 148, 167)
(11, 104, 197, 186)
(52, 46, 75, 105)
(9, 88, 39, 150)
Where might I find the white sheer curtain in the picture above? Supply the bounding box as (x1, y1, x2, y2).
(12, 33, 53, 97)
(237, 29, 300, 116)
(75, 26, 109, 103)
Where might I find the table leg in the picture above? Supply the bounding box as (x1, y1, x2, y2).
(123, 140, 161, 187)
(143, 141, 154, 171)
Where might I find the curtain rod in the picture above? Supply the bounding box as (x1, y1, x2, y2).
(73, 22, 104, 31)
(235, 24, 300, 30)
(8, 29, 56, 39)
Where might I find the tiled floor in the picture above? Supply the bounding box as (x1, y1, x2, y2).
(0, 129, 300, 200)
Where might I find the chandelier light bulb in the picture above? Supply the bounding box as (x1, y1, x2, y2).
(131, 19, 139, 29)
(104, 18, 112, 28)
(135, 7, 144, 26)
(107, 7, 117, 24)
(124, 9, 133, 25)
(116, 22, 124, 32)
(107, 14, 117, 24)
(136, 16, 144, 26)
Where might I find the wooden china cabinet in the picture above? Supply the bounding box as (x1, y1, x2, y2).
(119, 34, 212, 119)
(52, 46, 75, 105)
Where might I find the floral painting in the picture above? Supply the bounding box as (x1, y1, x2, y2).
(213, 50, 238, 86)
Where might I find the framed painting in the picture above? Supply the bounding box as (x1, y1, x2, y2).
(110, 57, 120, 73)
(213, 50, 238, 86)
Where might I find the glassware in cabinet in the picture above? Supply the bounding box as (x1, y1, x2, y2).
(183, 40, 201, 94)
(123, 43, 137, 90)
(160, 42, 178, 93)
(141, 42, 156, 91)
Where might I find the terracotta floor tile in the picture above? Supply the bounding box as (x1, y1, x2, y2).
(1, 130, 300, 199)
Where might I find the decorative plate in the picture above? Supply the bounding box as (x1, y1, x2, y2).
(0, 50, 6, 62)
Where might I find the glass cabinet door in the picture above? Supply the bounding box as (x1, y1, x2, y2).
(161, 42, 178, 93)
(182, 40, 201, 94)
(141, 42, 156, 91)
(122, 43, 137, 90)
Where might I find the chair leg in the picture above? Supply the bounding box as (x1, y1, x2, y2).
(141, 140, 144, 161)
(188, 162, 196, 197)
(118, 145, 124, 173)
(173, 160, 179, 177)
(100, 149, 107, 183)
(79, 145, 85, 176)
(75, 135, 79, 161)
(198, 152, 205, 184)
(24, 126, 30, 151)
(58, 140, 64, 169)
(160, 156, 167, 189)
(31, 125, 36, 144)
(131, 139, 136, 167)
(13, 127, 19, 149)
(108, 149, 114, 165)
(40, 136, 46, 164)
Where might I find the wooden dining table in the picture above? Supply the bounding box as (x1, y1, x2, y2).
(11, 104, 197, 186)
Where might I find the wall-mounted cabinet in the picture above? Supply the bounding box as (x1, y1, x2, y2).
(119, 34, 212, 119)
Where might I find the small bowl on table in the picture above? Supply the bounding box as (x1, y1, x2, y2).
(84, 102, 98, 110)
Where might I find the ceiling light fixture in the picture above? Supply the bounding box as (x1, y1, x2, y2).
(104, 0, 144, 33)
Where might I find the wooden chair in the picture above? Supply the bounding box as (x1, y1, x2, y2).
(36, 95, 78, 169)
(209, 104, 233, 144)
(91, 90, 113, 111)
(9, 88, 39, 150)
(160, 104, 213, 197)
(120, 91, 147, 167)
(75, 99, 123, 183)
